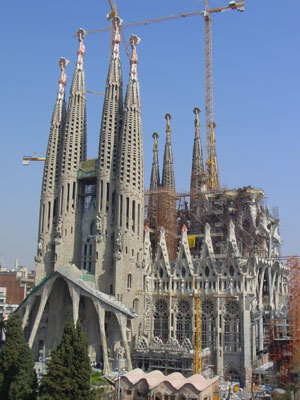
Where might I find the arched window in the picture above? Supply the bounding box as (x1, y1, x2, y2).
(81, 238, 94, 273)
(133, 298, 139, 313)
(202, 300, 215, 350)
(127, 274, 132, 289)
(225, 368, 241, 382)
(153, 299, 169, 342)
(223, 301, 240, 352)
(176, 299, 192, 344)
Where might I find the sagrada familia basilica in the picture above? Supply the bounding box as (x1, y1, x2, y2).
(18, 14, 288, 387)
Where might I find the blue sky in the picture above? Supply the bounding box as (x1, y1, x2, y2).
(0, 0, 299, 269)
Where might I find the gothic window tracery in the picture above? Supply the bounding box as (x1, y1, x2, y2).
(176, 299, 192, 343)
(224, 301, 241, 352)
(153, 299, 169, 342)
(201, 300, 215, 349)
(81, 237, 93, 273)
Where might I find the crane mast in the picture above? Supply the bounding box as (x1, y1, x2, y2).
(204, 1, 244, 191)
(204, 2, 219, 191)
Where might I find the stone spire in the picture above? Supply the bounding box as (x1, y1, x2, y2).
(114, 34, 144, 301)
(190, 107, 205, 212)
(150, 132, 160, 191)
(117, 34, 143, 193)
(42, 58, 69, 201)
(35, 58, 69, 283)
(148, 133, 160, 249)
(161, 113, 175, 190)
(60, 28, 87, 176)
(96, 14, 123, 220)
(54, 29, 87, 270)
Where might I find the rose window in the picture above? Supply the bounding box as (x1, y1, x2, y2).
(155, 299, 167, 313)
(225, 301, 239, 315)
(178, 299, 190, 314)
(202, 300, 214, 315)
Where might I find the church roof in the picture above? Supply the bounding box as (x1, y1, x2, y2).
(121, 368, 219, 393)
(18, 265, 135, 319)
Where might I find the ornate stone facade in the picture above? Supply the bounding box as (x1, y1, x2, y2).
(22, 13, 288, 385)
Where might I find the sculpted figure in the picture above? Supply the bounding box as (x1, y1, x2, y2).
(56, 218, 62, 234)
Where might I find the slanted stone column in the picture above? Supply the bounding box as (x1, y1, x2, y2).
(21, 296, 35, 330)
(216, 296, 223, 377)
(93, 301, 110, 374)
(67, 282, 81, 324)
(115, 312, 132, 371)
(28, 280, 53, 348)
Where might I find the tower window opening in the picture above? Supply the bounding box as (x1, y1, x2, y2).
(119, 195, 123, 227)
(60, 185, 64, 214)
(126, 197, 129, 229)
(132, 200, 136, 232)
(100, 180, 103, 211)
(106, 182, 110, 211)
(47, 201, 51, 230)
(67, 183, 70, 211)
(127, 274, 132, 289)
(41, 204, 45, 233)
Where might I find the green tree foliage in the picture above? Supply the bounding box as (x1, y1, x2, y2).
(0, 312, 37, 400)
(39, 318, 94, 400)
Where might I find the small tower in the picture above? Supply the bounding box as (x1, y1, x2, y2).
(147, 132, 160, 253)
(190, 107, 205, 224)
(150, 132, 160, 192)
(159, 114, 177, 260)
(54, 29, 87, 270)
(161, 113, 175, 190)
(114, 34, 144, 304)
(35, 58, 69, 283)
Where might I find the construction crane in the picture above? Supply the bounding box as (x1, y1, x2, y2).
(203, 1, 244, 191)
(193, 282, 203, 374)
(82, 2, 244, 191)
(83, 0, 244, 373)
(86, 90, 104, 95)
(22, 154, 46, 165)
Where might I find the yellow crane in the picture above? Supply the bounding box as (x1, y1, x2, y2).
(82, 2, 244, 192)
(22, 154, 46, 165)
(204, 1, 244, 191)
(193, 281, 202, 374)
(84, 0, 244, 374)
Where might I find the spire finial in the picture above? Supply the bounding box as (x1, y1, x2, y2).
(76, 28, 86, 66)
(152, 132, 159, 153)
(193, 107, 201, 128)
(58, 57, 69, 96)
(111, 16, 122, 58)
(129, 34, 141, 78)
(165, 113, 172, 143)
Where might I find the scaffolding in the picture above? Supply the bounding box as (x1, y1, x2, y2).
(288, 256, 300, 379)
(157, 188, 178, 261)
(268, 257, 300, 387)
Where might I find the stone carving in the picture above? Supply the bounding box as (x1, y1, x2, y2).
(136, 336, 149, 351)
(153, 336, 163, 346)
(182, 338, 193, 352)
(56, 218, 62, 234)
(116, 229, 122, 249)
(96, 214, 102, 234)
(114, 343, 125, 359)
(38, 236, 44, 256)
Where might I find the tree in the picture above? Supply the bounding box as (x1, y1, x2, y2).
(39, 318, 94, 400)
(0, 312, 37, 400)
